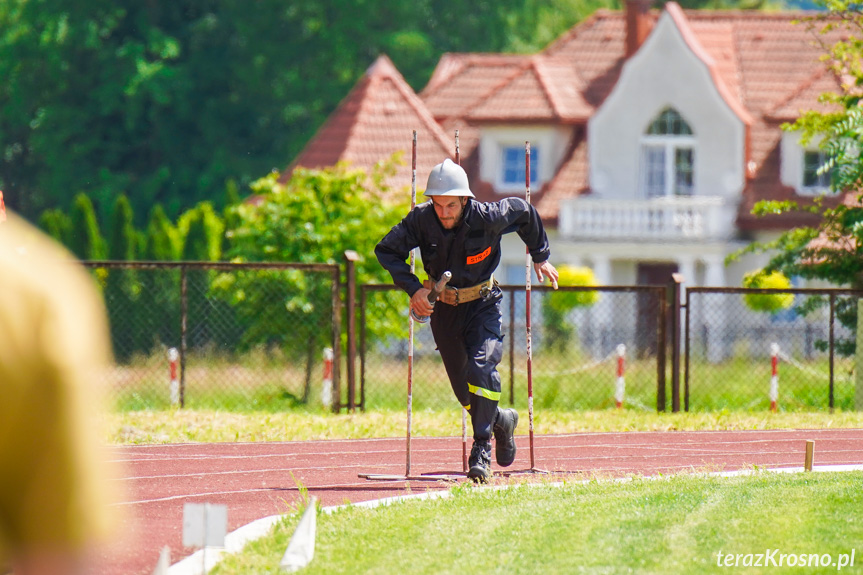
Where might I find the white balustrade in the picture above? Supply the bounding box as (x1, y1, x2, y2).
(559, 196, 736, 241)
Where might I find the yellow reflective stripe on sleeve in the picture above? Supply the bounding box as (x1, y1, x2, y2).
(467, 383, 501, 402)
(463, 404, 471, 411)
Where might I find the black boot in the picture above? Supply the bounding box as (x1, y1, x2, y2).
(467, 440, 492, 483)
(493, 408, 518, 467)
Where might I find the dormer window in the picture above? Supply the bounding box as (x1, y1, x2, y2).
(502, 145, 539, 186)
(640, 108, 695, 198)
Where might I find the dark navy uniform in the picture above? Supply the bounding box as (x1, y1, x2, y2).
(375, 197, 551, 442)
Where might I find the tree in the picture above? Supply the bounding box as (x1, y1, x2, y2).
(38, 208, 71, 246)
(742, 270, 795, 314)
(2, 0, 743, 222)
(68, 193, 105, 261)
(220, 160, 409, 402)
(541, 265, 599, 353)
(105, 194, 138, 361)
(143, 204, 180, 261)
(177, 202, 225, 353)
(730, 2, 863, 354)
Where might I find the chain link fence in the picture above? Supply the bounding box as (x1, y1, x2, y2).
(85, 260, 863, 414)
(685, 287, 863, 412)
(359, 285, 667, 412)
(85, 262, 340, 411)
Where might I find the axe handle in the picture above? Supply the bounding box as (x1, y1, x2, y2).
(427, 271, 452, 303)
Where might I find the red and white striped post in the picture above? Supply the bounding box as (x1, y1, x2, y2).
(615, 344, 626, 409)
(322, 347, 334, 408)
(168, 347, 180, 406)
(406, 130, 418, 477)
(525, 141, 536, 471)
(770, 343, 779, 412)
(456, 129, 468, 474)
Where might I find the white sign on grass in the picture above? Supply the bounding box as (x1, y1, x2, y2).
(183, 503, 227, 548)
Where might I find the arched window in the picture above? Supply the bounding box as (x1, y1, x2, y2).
(640, 108, 695, 197)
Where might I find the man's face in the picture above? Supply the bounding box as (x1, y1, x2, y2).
(432, 196, 468, 230)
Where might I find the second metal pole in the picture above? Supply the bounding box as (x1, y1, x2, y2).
(525, 141, 536, 471)
(406, 130, 417, 477)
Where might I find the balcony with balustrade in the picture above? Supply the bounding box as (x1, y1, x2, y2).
(557, 195, 739, 242)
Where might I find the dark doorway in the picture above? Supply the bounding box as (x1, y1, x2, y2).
(636, 263, 677, 357)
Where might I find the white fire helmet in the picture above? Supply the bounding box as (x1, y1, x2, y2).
(424, 159, 474, 197)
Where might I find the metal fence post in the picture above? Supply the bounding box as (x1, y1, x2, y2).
(657, 285, 667, 412)
(331, 266, 342, 414)
(684, 287, 691, 412)
(829, 293, 835, 413)
(180, 264, 187, 408)
(359, 286, 367, 412)
(670, 273, 684, 413)
(344, 251, 359, 413)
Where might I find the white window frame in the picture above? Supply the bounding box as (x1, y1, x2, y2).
(798, 149, 834, 196)
(498, 144, 539, 191)
(639, 135, 696, 198)
(780, 132, 840, 197)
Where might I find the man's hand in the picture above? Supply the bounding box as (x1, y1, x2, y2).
(534, 260, 559, 289)
(410, 287, 435, 317)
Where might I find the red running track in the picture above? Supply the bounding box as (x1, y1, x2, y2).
(94, 428, 863, 574)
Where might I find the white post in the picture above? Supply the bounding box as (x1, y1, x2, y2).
(615, 344, 626, 409)
(770, 343, 779, 412)
(168, 347, 180, 406)
(322, 348, 334, 409)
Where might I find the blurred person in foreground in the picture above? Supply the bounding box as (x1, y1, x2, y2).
(0, 207, 119, 575)
(375, 160, 558, 483)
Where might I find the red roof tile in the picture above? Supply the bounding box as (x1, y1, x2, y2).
(466, 56, 592, 122)
(420, 54, 528, 121)
(288, 55, 454, 195)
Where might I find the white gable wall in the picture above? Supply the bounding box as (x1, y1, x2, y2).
(588, 11, 746, 201)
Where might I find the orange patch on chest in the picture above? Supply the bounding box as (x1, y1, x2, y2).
(467, 246, 491, 265)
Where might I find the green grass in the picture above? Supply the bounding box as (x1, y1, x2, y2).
(211, 471, 863, 574)
(106, 409, 863, 444)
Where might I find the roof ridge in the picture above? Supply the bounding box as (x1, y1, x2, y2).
(531, 56, 566, 119)
(543, 10, 614, 57)
(460, 59, 536, 118)
(766, 65, 832, 117)
(373, 56, 454, 153)
(664, 3, 753, 125)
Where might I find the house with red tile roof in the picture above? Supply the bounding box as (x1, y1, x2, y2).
(285, 55, 454, 195)
(290, 2, 846, 357)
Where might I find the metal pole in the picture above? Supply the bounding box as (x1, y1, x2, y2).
(360, 287, 367, 411)
(670, 273, 683, 413)
(180, 265, 187, 408)
(684, 288, 691, 412)
(331, 266, 341, 413)
(509, 290, 515, 406)
(829, 293, 836, 412)
(455, 129, 460, 165)
(344, 250, 359, 412)
(525, 141, 536, 470)
(406, 130, 417, 477)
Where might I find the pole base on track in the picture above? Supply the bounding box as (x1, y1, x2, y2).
(358, 473, 466, 482)
(500, 467, 550, 477)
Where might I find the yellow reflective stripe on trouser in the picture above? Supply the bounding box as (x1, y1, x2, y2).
(468, 383, 501, 402)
